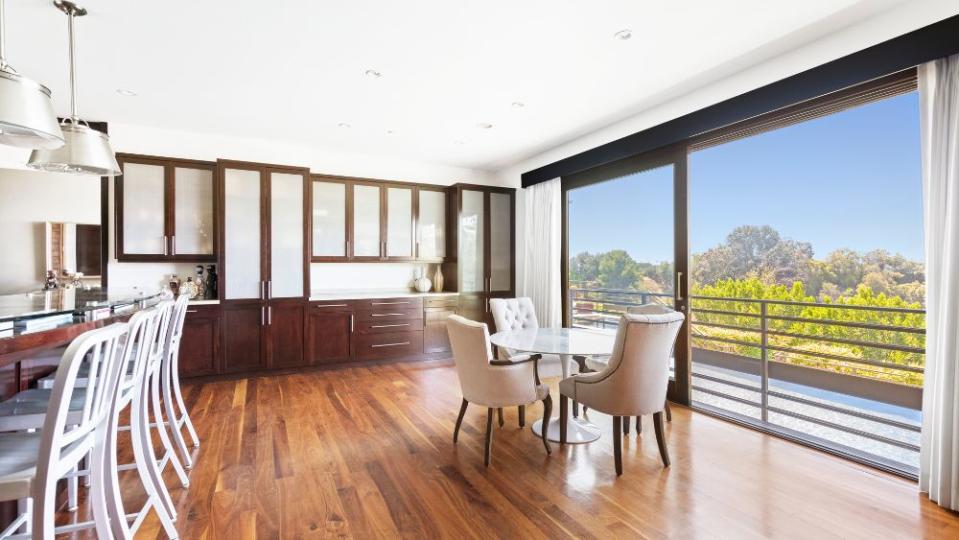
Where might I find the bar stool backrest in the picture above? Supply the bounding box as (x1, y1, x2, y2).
(118, 307, 161, 401)
(164, 294, 190, 368)
(147, 301, 175, 374)
(35, 323, 128, 490)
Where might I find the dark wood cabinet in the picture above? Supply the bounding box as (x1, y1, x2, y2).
(221, 304, 266, 373)
(179, 305, 220, 377)
(116, 153, 217, 262)
(424, 296, 457, 354)
(308, 309, 353, 365)
(268, 301, 307, 369)
(451, 184, 516, 326)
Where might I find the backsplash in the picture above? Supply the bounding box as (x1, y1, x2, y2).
(310, 263, 434, 292)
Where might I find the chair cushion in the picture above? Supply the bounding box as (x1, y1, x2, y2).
(0, 432, 41, 500)
(0, 388, 86, 431)
(585, 355, 609, 372)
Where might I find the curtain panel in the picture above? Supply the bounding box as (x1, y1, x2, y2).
(522, 178, 562, 328)
(919, 53, 959, 511)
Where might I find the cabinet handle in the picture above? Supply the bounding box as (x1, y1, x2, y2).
(350, 314, 354, 333)
(316, 303, 349, 308)
(162, 235, 168, 256)
(186, 309, 198, 313)
(171, 235, 176, 256)
(260, 281, 265, 300)
(261, 306, 265, 326)
(346, 240, 350, 257)
(372, 313, 405, 317)
(382, 241, 387, 258)
(372, 342, 410, 348)
(371, 323, 409, 329)
(371, 301, 410, 305)
(268, 306, 272, 325)
(268, 281, 272, 299)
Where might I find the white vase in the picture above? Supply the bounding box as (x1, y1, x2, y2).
(414, 276, 432, 293)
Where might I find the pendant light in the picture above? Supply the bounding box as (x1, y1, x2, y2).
(0, 0, 64, 149)
(28, 1, 120, 176)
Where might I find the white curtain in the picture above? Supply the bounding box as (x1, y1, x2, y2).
(919, 53, 959, 511)
(522, 178, 562, 328)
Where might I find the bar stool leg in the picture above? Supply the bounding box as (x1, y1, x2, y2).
(163, 354, 194, 469)
(151, 366, 190, 488)
(133, 378, 178, 523)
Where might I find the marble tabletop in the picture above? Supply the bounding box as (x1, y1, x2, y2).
(489, 327, 616, 356)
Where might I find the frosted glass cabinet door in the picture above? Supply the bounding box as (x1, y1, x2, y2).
(417, 189, 446, 259)
(489, 192, 512, 292)
(312, 181, 347, 258)
(459, 189, 485, 293)
(386, 187, 413, 258)
(122, 162, 167, 255)
(270, 172, 305, 298)
(173, 167, 214, 255)
(223, 168, 262, 300)
(352, 184, 382, 258)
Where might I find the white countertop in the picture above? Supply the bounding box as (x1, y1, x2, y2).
(188, 299, 220, 305)
(309, 290, 459, 301)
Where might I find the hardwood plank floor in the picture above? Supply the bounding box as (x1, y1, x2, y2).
(56, 359, 958, 539)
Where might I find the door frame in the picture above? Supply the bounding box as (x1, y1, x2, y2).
(560, 144, 691, 404)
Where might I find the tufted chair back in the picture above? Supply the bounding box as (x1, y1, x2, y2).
(627, 303, 673, 315)
(489, 297, 540, 333)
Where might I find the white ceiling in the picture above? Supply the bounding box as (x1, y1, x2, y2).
(4, 0, 922, 171)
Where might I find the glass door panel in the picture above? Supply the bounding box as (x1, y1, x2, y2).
(173, 167, 214, 256)
(459, 189, 485, 293)
(312, 180, 347, 258)
(417, 189, 446, 259)
(385, 187, 413, 258)
(223, 168, 262, 300)
(352, 184, 382, 258)
(121, 162, 166, 255)
(270, 172, 304, 299)
(489, 192, 512, 293)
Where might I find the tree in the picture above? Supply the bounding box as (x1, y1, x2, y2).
(597, 250, 641, 289)
(692, 225, 812, 287)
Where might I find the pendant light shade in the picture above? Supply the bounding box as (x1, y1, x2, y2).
(28, 1, 120, 176)
(0, 0, 64, 149)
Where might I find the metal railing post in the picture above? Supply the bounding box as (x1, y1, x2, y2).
(761, 300, 769, 422)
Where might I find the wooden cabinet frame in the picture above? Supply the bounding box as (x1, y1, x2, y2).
(115, 153, 218, 262)
(309, 174, 451, 263)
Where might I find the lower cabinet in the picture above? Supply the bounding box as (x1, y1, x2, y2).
(308, 308, 353, 365)
(179, 305, 220, 377)
(424, 297, 457, 354)
(221, 304, 267, 373)
(267, 301, 307, 369)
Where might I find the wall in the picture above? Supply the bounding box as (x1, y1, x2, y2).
(0, 168, 100, 295)
(501, 0, 957, 297)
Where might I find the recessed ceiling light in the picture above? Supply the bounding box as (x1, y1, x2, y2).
(511, 101, 525, 109)
(338, 122, 351, 128)
(116, 88, 137, 96)
(365, 69, 382, 78)
(476, 122, 493, 129)
(386, 129, 394, 134)
(614, 29, 632, 41)
(454, 140, 465, 145)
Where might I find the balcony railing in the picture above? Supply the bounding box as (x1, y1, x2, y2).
(569, 284, 925, 474)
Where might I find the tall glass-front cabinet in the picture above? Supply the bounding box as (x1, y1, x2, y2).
(454, 185, 515, 326)
(219, 160, 309, 372)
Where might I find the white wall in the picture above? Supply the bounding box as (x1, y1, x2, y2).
(502, 0, 957, 297)
(0, 168, 100, 294)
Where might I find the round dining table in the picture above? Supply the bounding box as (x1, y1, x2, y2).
(489, 327, 616, 444)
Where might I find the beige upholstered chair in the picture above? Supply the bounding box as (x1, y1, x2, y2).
(447, 314, 552, 466)
(559, 311, 685, 475)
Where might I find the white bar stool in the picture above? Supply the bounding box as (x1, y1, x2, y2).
(161, 294, 201, 470)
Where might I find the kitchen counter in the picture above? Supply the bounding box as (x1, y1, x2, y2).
(0, 288, 163, 323)
(309, 290, 458, 301)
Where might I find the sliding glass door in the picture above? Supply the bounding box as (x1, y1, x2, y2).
(563, 149, 690, 403)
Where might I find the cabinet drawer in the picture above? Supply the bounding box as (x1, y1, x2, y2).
(354, 331, 424, 361)
(360, 297, 424, 310)
(354, 308, 423, 323)
(310, 300, 356, 313)
(354, 318, 424, 334)
(425, 296, 458, 309)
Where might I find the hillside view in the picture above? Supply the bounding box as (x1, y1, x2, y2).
(569, 225, 926, 386)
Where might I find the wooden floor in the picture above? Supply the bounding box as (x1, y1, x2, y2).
(56, 359, 958, 539)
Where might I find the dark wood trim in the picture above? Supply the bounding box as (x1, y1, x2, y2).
(522, 14, 959, 187)
(99, 177, 108, 290)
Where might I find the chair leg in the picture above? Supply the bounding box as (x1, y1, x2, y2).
(572, 400, 579, 418)
(540, 396, 552, 455)
(453, 399, 468, 444)
(497, 407, 505, 428)
(623, 416, 630, 435)
(613, 416, 623, 476)
(518, 405, 526, 428)
(665, 400, 672, 422)
(484, 408, 494, 467)
(171, 351, 201, 449)
(67, 464, 79, 511)
(89, 429, 114, 540)
(653, 411, 670, 467)
(164, 351, 194, 469)
(636, 416, 642, 434)
(151, 366, 190, 488)
(559, 394, 568, 444)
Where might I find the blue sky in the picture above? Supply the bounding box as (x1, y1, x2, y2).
(568, 91, 924, 263)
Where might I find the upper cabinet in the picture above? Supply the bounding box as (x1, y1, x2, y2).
(310, 176, 449, 263)
(116, 153, 216, 261)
